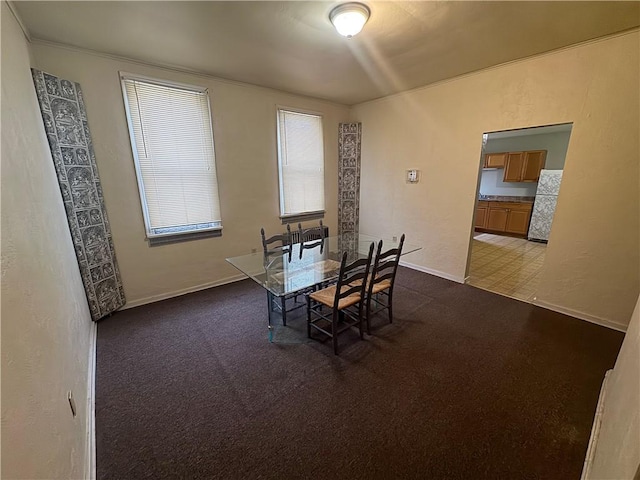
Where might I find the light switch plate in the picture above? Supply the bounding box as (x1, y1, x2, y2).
(406, 169, 420, 183)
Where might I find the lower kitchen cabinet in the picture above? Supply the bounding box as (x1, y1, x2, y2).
(475, 201, 488, 228)
(505, 209, 531, 235)
(486, 207, 508, 231)
(475, 201, 533, 237)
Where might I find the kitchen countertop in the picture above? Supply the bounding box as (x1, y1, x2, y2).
(478, 195, 535, 203)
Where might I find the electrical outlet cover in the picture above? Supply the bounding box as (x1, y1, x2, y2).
(406, 169, 419, 183)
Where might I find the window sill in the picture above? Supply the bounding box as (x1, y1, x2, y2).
(280, 211, 325, 225)
(147, 228, 222, 246)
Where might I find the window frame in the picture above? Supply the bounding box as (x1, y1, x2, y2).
(275, 105, 326, 223)
(119, 71, 222, 245)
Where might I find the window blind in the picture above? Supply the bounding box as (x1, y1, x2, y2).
(121, 75, 222, 238)
(277, 109, 325, 217)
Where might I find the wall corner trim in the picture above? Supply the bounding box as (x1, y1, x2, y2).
(6, 1, 32, 42)
(399, 260, 466, 284)
(533, 299, 627, 332)
(85, 321, 97, 480)
(581, 370, 612, 480)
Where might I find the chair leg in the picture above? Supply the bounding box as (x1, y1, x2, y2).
(358, 305, 364, 339)
(365, 296, 372, 335)
(266, 291, 273, 334)
(387, 291, 393, 324)
(306, 296, 312, 339)
(332, 312, 339, 355)
(281, 296, 287, 326)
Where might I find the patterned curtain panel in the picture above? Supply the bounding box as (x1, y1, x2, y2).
(338, 123, 362, 253)
(31, 69, 125, 321)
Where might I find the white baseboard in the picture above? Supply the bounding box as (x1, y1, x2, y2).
(581, 370, 612, 480)
(399, 260, 466, 284)
(122, 274, 247, 309)
(85, 321, 97, 480)
(532, 299, 627, 332)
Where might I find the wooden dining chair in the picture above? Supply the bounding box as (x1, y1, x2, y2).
(261, 224, 292, 262)
(306, 242, 374, 354)
(260, 225, 298, 325)
(364, 234, 405, 334)
(297, 220, 325, 259)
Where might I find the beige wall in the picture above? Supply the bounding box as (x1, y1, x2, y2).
(352, 31, 639, 329)
(1, 4, 94, 479)
(588, 294, 640, 479)
(30, 43, 350, 306)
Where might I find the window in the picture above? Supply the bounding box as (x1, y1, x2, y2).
(120, 73, 222, 244)
(276, 108, 325, 219)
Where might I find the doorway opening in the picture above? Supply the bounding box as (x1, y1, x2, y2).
(465, 123, 573, 302)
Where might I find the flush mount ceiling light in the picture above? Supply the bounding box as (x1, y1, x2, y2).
(329, 2, 370, 38)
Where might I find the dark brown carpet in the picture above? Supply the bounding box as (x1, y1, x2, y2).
(96, 267, 623, 479)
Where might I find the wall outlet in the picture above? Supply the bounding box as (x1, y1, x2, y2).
(406, 169, 420, 183)
(392, 235, 398, 242)
(67, 391, 76, 417)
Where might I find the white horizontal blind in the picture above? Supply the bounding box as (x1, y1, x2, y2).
(277, 109, 325, 216)
(121, 75, 222, 237)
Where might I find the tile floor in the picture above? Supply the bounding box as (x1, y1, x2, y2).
(466, 232, 547, 302)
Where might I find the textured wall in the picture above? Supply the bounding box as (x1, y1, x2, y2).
(31, 43, 350, 307)
(1, 4, 93, 479)
(352, 32, 639, 328)
(588, 294, 640, 478)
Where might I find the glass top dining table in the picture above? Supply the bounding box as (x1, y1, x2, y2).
(226, 233, 420, 343)
(226, 233, 420, 298)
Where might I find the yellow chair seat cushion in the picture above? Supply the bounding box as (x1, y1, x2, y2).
(349, 277, 392, 294)
(371, 279, 391, 293)
(310, 285, 362, 310)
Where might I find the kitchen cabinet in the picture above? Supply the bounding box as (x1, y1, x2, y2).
(503, 153, 525, 181)
(483, 152, 507, 168)
(505, 208, 531, 235)
(521, 151, 546, 181)
(475, 201, 533, 237)
(475, 201, 488, 228)
(503, 150, 547, 182)
(486, 207, 508, 231)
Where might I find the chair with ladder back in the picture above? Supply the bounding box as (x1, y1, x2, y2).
(306, 242, 374, 354)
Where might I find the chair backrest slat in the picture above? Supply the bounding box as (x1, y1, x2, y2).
(377, 248, 400, 262)
(298, 220, 325, 258)
(334, 242, 375, 307)
(261, 225, 293, 262)
(368, 234, 405, 295)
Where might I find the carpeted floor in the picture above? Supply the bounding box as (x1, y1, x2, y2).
(96, 267, 624, 479)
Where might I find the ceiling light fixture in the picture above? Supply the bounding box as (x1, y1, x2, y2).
(329, 2, 370, 38)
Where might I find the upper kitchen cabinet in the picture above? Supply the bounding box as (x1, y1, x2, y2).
(521, 150, 547, 181)
(483, 152, 507, 168)
(503, 152, 525, 181)
(503, 150, 547, 182)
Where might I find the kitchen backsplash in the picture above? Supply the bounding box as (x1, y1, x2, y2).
(478, 169, 538, 197)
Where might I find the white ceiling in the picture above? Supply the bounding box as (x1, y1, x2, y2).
(13, 1, 640, 105)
